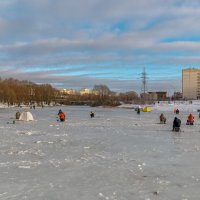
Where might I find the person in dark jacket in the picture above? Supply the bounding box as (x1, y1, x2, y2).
(90, 111, 94, 118)
(16, 111, 21, 120)
(173, 117, 181, 132)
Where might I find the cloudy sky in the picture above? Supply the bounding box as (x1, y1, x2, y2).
(1, 0, 200, 93)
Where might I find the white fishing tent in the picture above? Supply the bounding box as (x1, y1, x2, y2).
(19, 109, 34, 121)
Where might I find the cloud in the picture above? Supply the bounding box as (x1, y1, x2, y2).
(0, 0, 200, 93)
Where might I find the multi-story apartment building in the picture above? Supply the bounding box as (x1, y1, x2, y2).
(173, 92, 182, 100)
(140, 91, 167, 101)
(182, 68, 200, 99)
(79, 88, 99, 95)
(147, 92, 158, 101)
(59, 89, 77, 95)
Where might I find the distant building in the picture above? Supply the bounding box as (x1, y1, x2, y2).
(59, 89, 77, 95)
(173, 92, 182, 100)
(79, 88, 93, 95)
(148, 92, 158, 101)
(140, 93, 149, 101)
(92, 90, 99, 95)
(182, 68, 200, 99)
(141, 91, 167, 101)
(156, 92, 167, 101)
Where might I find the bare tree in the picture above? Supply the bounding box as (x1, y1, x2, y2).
(93, 85, 111, 96)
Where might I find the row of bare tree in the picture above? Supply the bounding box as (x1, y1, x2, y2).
(58, 85, 140, 106)
(0, 78, 57, 106)
(0, 78, 140, 107)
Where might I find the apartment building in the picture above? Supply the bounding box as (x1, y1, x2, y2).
(140, 91, 167, 101)
(182, 68, 200, 100)
(147, 92, 157, 101)
(59, 88, 77, 95)
(173, 92, 182, 100)
(79, 88, 93, 95)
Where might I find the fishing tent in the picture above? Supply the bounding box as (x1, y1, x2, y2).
(143, 106, 151, 112)
(19, 109, 34, 121)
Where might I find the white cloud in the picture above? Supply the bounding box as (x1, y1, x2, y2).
(0, 0, 200, 92)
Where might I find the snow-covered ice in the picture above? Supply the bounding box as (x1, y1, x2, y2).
(0, 103, 200, 200)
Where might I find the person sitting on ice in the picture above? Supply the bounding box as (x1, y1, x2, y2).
(58, 110, 65, 122)
(160, 113, 166, 124)
(90, 111, 94, 118)
(15, 111, 21, 120)
(137, 108, 140, 114)
(173, 108, 177, 114)
(186, 113, 194, 125)
(172, 117, 181, 132)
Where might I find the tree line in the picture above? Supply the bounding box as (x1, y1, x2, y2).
(57, 85, 140, 106)
(0, 78, 140, 107)
(0, 78, 57, 106)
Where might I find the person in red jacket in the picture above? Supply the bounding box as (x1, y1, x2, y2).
(186, 113, 194, 125)
(58, 110, 66, 122)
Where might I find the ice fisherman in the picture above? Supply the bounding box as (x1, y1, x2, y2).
(173, 117, 181, 132)
(58, 110, 66, 122)
(176, 109, 179, 114)
(15, 111, 21, 120)
(173, 108, 176, 114)
(90, 111, 94, 118)
(160, 113, 166, 124)
(186, 113, 194, 125)
(137, 108, 140, 114)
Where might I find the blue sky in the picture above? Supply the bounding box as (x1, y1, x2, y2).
(1, 0, 200, 94)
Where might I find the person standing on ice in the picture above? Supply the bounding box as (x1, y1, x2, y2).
(90, 111, 94, 118)
(172, 117, 181, 132)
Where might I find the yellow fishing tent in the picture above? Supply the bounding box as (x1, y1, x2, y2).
(143, 106, 151, 112)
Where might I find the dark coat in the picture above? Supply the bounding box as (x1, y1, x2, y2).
(90, 112, 94, 118)
(173, 117, 181, 128)
(16, 111, 21, 120)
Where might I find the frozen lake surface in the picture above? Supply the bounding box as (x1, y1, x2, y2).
(0, 104, 200, 200)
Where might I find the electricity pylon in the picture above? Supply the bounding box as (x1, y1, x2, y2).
(141, 67, 147, 102)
